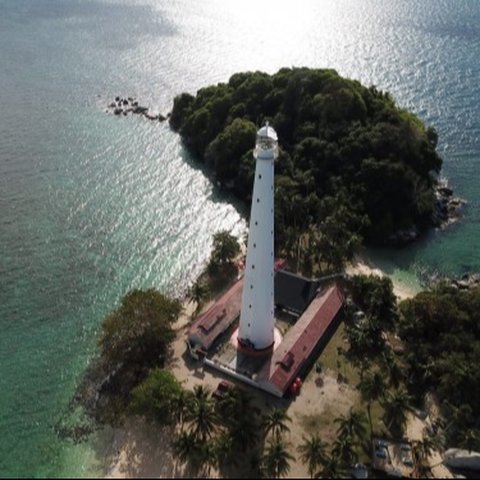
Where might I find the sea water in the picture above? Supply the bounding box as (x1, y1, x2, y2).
(0, 0, 479, 476)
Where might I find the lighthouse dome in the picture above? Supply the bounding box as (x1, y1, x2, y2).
(257, 123, 278, 142)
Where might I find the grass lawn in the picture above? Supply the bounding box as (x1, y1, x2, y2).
(316, 322, 360, 386)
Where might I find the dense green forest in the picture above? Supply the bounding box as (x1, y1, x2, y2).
(170, 67, 442, 270)
(399, 284, 480, 450)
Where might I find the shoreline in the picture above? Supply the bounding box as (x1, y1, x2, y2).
(345, 253, 422, 301)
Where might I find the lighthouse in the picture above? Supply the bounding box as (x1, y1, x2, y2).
(238, 123, 278, 353)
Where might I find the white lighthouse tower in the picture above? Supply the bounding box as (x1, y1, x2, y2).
(238, 123, 278, 353)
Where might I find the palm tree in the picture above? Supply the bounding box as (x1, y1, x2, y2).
(227, 415, 259, 452)
(174, 389, 193, 430)
(262, 438, 294, 478)
(357, 369, 386, 439)
(332, 434, 358, 467)
(318, 453, 343, 478)
(192, 384, 210, 402)
(172, 431, 197, 465)
(459, 428, 480, 453)
(262, 408, 292, 440)
(216, 389, 259, 451)
(334, 408, 367, 443)
(381, 389, 414, 437)
(297, 434, 328, 478)
(186, 385, 218, 441)
(187, 281, 209, 315)
(214, 431, 236, 468)
(412, 436, 438, 477)
(199, 440, 218, 477)
(382, 352, 404, 389)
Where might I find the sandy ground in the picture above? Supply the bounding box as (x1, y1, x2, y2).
(106, 313, 358, 478)
(345, 255, 419, 301)
(405, 409, 454, 479)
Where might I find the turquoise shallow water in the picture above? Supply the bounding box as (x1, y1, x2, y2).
(0, 0, 479, 476)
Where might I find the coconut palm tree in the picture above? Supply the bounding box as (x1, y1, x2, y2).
(262, 408, 292, 440)
(216, 388, 259, 451)
(382, 352, 404, 389)
(174, 389, 193, 431)
(357, 369, 386, 439)
(412, 436, 438, 477)
(262, 438, 294, 478)
(199, 440, 218, 477)
(187, 280, 209, 315)
(297, 434, 328, 478)
(334, 408, 367, 443)
(318, 453, 343, 478)
(172, 431, 197, 465)
(332, 434, 358, 467)
(214, 431, 236, 469)
(186, 385, 218, 441)
(459, 428, 480, 453)
(381, 389, 414, 437)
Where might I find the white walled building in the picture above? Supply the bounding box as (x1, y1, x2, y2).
(238, 123, 278, 353)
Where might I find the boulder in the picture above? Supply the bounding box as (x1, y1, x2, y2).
(158, 114, 166, 122)
(438, 186, 454, 197)
(123, 99, 128, 106)
(133, 106, 148, 114)
(115, 96, 120, 102)
(444, 449, 480, 471)
(109, 102, 116, 108)
(113, 108, 122, 115)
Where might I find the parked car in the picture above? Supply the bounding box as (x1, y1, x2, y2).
(375, 447, 388, 459)
(212, 380, 235, 400)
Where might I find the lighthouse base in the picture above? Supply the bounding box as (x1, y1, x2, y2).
(231, 327, 282, 357)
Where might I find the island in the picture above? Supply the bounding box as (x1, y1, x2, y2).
(68, 68, 478, 479)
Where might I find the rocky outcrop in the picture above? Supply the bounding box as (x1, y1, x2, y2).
(105, 96, 167, 123)
(387, 178, 465, 247)
(430, 272, 480, 291)
(432, 178, 466, 227)
(444, 449, 480, 471)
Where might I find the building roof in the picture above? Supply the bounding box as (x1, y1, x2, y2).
(188, 276, 243, 351)
(188, 258, 288, 351)
(274, 270, 320, 315)
(260, 285, 344, 396)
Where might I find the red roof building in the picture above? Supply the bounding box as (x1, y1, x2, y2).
(187, 276, 243, 352)
(258, 285, 344, 397)
(187, 258, 288, 353)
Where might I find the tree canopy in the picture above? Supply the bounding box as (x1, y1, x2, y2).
(98, 289, 182, 403)
(170, 67, 442, 261)
(207, 230, 241, 275)
(130, 368, 184, 425)
(399, 285, 480, 450)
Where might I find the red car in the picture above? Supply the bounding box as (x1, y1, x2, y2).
(212, 380, 236, 400)
(288, 377, 303, 396)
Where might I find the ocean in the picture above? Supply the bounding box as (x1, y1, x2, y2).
(0, 0, 478, 476)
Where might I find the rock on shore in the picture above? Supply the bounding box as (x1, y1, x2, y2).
(105, 96, 167, 122)
(387, 178, 465, 246)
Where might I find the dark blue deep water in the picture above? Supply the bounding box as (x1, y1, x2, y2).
(0, 0, 479, 476)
